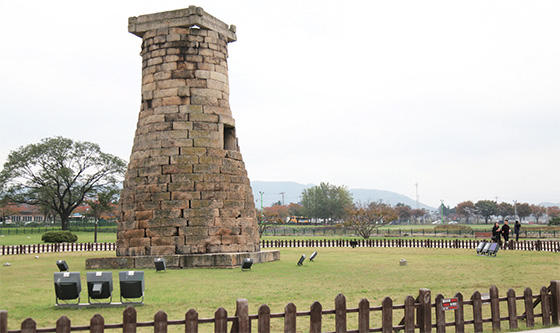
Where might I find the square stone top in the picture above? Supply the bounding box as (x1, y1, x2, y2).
(129, 6, 237, 42)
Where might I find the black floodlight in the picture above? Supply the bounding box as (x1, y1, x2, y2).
(309, 251, 317, 261)
(487, 243, 499, 256)
(54, 272, 81, 305)
(297, 254, 306, 266)
(119, 271, 145, 304)
(476, 242, 487, 255)
(241, 258, 253, 271)
(87, 271, 113, 304)
(56, 260, 69, 272)
(481, 242, 492, 255)
(154, 258, 166, 272)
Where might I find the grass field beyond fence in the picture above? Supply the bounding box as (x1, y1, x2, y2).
(0, 247, 558, 332)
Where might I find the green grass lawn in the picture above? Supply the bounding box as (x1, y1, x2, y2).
(0, 247, 558, 332)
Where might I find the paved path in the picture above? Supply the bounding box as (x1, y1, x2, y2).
(516, 328, 560, 333)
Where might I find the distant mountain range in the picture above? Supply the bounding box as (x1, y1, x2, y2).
(250, 181, 435, 210)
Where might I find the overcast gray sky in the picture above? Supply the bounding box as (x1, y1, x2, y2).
(1, 1, 559, 208)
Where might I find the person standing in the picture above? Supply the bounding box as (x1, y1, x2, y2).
(514, 220, 521, 241)
(501, 219, 511, 248)
(492, 222, 501, 245)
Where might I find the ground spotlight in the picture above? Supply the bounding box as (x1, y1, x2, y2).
(154, 258, 166, 272)
(87, 272, 113, 304)
(56, 260, 69, 272)
(119, 271, 145, 304)
(297, 254, 306, 266)
(54, 272, 81, 305)
(241, 258, 253, 271)
(476, 241, 487, 255)
(309, 251, 317, 261)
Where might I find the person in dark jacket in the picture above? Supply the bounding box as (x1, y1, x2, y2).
(501, 219, 511, 248)
(491, 222, 501, 245)
(514, 220, 521, 241)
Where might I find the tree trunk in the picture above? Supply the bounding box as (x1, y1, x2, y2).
(61, 215, 69, 230)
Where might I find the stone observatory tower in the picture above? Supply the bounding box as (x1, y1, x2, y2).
(105, 6, 276, 267)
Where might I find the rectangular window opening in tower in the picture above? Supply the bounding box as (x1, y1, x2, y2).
(223, 125, 237, 151)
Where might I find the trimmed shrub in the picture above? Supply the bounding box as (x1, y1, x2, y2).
(41, 231, 78, 243)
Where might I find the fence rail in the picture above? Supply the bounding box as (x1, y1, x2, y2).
(261, 238, 560, 252)
(262, 227, 560, 238)
(1, 238, 558, 256)
(1, 281, 558, 333)
(0, 242, 116, 255)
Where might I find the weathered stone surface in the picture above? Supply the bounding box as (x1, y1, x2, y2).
(118, 7, 259, 259)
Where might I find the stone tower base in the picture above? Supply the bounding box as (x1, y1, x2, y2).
(86, 250, 280, 270)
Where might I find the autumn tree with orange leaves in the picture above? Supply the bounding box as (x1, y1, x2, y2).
(344, 201, 398, 239)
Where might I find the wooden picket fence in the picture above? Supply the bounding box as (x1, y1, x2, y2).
(0, 242, 116, 255)
(1, 238, 558, 256)
(1, 281, 558, 333)
(260, 238, 560, 252)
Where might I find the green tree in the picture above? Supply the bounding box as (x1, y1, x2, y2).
(456, 201, 477, 224)
(301, 182, 353, 222)
(530, 204, 546, 223)
(344, 201, 398, 239)
(516, 202, 531, 221)
(287, 202, 304, 217)
(395, 203, 411, 224)
(0, 137, 126, 230)
(475, 200, 497, 224)
(84, 185, 120, 242)
(497, 202, 514, 219)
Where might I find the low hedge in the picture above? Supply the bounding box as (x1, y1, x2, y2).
(434, 224, 472, 232)
(41, 230, 78, 243)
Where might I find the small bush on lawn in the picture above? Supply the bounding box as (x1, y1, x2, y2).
(549, 217, 560, 226)
(41, 231, 78, 243)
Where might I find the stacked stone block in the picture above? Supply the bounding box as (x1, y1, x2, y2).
(118, 7, 259, 257)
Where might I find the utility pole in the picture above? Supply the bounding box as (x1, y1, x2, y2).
(415, 183, 419, 209)
(440, 200, 444, 224)
(279, 192, 285, 206)
(259, 191, 264, 211)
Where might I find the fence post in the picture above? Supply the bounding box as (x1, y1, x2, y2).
(551, 280, 560, 325)
(382, 297, 393, 333)
(185, 309, 198, 333)
(310, 301, 322, 333)
(417, 288, 431, 333)
(56, 316, 71, 333)
(154, 311, 167, 333)
(471, 291, 483, 333)
(454, 292, 464, 333)
(232, 298, 249, 333)
(258, 304, 270, 333)
(506, 289, 518, 330)
(21, 318, 36, 333)
(123, 306, 137, 333)
(358, 298, 369, 333)
(0, 310, 7, 333)
(403, 296, 415, 333)
(214, 308, 227, 333)
(284, 302, 297, 333)
(541, 286, 551, 326)
(90, 313, 104, 333)
(489, 285, 501, 331)
(434, 294, 445, 333)
(335, 293, 347, 333)
(524, 287, 535, 327)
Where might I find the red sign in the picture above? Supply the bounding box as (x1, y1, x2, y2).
(442, 298, 459, 311)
